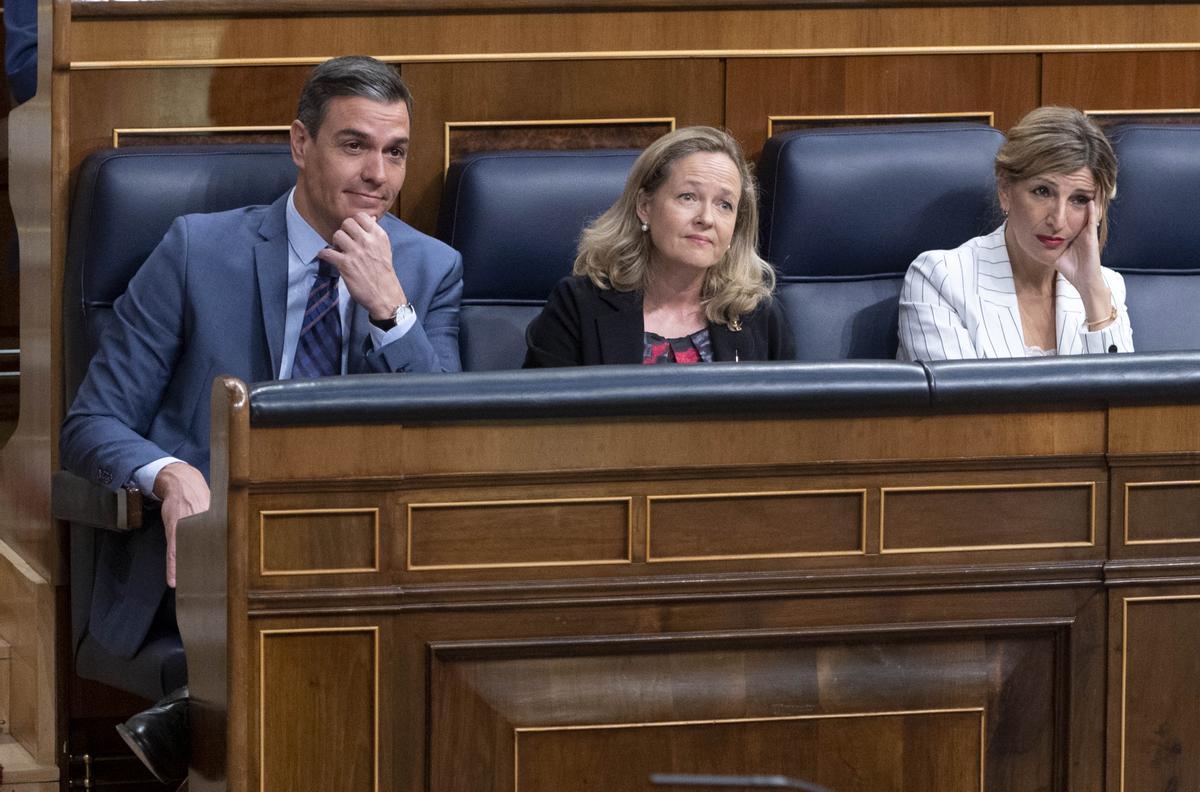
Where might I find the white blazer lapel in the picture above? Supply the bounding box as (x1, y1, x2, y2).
(973, 228, 1026, 358)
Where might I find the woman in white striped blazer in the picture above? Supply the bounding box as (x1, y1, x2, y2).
(898, 107, 1133, 361)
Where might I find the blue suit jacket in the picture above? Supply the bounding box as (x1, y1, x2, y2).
(61, 192, 463, 657)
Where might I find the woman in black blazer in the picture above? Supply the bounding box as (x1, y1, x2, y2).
(524, 126, 794, 367)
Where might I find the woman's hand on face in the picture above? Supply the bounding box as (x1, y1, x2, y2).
(1055, 198, 1116, 326)
(1054, 199, 1103, 291)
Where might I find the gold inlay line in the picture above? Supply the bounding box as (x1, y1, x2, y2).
(258, 507, 381, 576)
(406, 496, 633, 571)
(259, 626, 380, 792)
(879, 481, 1096, 554)
(767, 110, 994, 138)
(1120, 594, 1200, 792)
(1087, 107, 1200, 117)
(513, 705, 984, 733)
(443, 116, 674, 173)
(645, 488, 868, 563)
(69, 41, 1200, 71)
(1122, 479, 1200, 546)
(113, 124, 290, 147)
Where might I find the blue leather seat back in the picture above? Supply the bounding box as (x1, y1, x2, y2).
(759, 123, 1005, 359)
(1104, 124, 1200, 351)
(65, 145, 298, 404)
(65, 144, 297, 699)
(438, 149, 639, 370)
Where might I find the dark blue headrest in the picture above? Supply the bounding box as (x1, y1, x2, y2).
(1104, 124, 1200, 272)
(65, 144, 298, 400)
(437, 149, 639, 302)
(759, 123, 1005, 277)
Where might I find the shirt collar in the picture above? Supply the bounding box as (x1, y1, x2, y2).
(285, 187, 329, 270)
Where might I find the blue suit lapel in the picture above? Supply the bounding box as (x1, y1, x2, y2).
(254, 196, 290, 379)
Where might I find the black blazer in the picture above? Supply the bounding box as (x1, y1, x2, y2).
(524, 275, 796, 367)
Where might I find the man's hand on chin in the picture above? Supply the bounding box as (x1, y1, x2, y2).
(154, 461, 211, 588)
(318, 211, 408, 320)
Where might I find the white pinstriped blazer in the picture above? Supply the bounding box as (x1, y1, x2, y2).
(897, 225, 1134, 361)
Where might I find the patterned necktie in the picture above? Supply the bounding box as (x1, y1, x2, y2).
(292, 260, 342, 378)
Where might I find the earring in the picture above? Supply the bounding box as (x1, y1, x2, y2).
(1002, 209, 1009, 219)
(640, 221, 649, 232)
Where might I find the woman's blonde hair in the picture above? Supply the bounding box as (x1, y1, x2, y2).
(995, 106, 1118, 245)
(573, 126, 775, 326)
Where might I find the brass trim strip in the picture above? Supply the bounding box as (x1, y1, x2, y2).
(406, 496, 634, 571)
(259, 626, 380, 792)
(1086, 107, 1200, 118)
(1119, 594, 1200, 792)
(645, 488, 868, 563)
(443, 116, 675, 173)
(1123, 479, 1200, 546)
(767, 110, 993, 138)
(67, 42, 1200, 71)
(513, 707, 986, 791)
(113, 124, 291, 147)
(258, 507, 381, 577)
(879, 481, 1097, 554)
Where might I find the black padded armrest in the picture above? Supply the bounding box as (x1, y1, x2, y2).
(925, 351, 1200, 409)
(52, 470, 142, 532)
(249, 362, 933, 427)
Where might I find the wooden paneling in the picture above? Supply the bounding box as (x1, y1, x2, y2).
(251, 410, 1106, 482)
(1112, 593, 1200, 792)
(1123, 481, 1200, 546)
(65, 6, 1200, 65)
(446, 118, 670, 173)
(68, 66, 307, 178)
(67, 0, 1200, 17)
(259, 627, 377, 792)
(647, 490, 866, 561)
(401, 59, 723, 233)
(1043, 52, 1200, 112)
(407, 497, 632, 570)
(429, 626, 1063, 792)
(249, 490, 392, 586)
(259, 507, 379, 575)
(516, 711, 983, 792)
(881, 481, 1096, 553)
(1110, 404, 1200, 457)
(726, 55, 1038, 159)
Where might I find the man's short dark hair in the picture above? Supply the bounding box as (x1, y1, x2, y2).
(296, 55, 413, 136)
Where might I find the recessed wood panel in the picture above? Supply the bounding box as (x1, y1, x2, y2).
(408, 498, 631, 569)
(881, 482, 1095, 553)
(259, 508, 379, 575)
(726, 55, 1038, 160)
(430, 628, 1061, 792)
(1119, 596, 1200, 792)
(401, 59, 724, 233)
(647, 490, 865, 561)
(1124, 481, 1200, 545)
(516, 710, 983, 792)
(260, 628, 377, 792)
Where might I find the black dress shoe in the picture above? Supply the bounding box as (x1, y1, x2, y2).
(116, 685, 190, 785)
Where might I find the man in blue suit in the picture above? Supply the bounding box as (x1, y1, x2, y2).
(60, 55, 462, 785)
